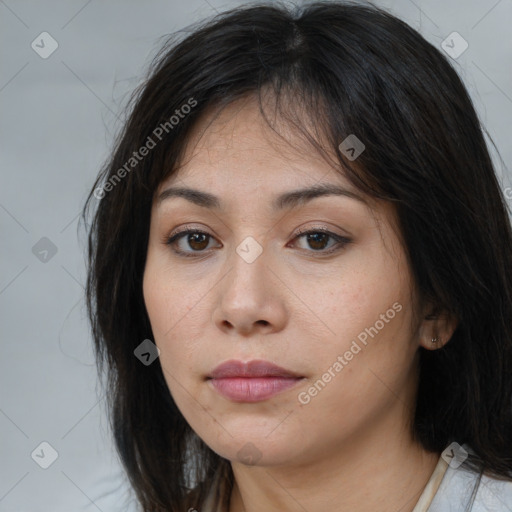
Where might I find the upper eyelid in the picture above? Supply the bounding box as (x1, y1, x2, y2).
(168, 224, 345, 240)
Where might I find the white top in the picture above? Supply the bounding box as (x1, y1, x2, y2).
(199, 444, 512, 511)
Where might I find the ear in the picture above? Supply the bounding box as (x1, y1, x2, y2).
(418, 304, 458, 351)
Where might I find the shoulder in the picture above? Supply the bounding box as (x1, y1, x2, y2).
(429, 445, 512, 511)
(471, 471, 512, 511)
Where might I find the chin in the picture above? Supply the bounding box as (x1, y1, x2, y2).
(200, 427, 307, 468)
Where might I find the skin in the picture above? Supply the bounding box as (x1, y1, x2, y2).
(143, 94, 457, 512)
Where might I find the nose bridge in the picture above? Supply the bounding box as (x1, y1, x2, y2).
(211, 231, 284, 334)
(235, 234, 266, 266)
(226, 233, 268, 295)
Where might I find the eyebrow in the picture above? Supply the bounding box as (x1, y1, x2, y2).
(157, 183, 367, 211)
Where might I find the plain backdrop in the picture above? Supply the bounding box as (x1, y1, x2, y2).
(1, 0, 511, 510)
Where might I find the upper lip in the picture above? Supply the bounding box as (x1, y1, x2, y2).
(208, 359, 302, 379)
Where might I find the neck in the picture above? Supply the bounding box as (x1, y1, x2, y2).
(228, 420, 440, 512)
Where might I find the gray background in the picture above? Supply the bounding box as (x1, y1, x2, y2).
(1, 0, 511, 510)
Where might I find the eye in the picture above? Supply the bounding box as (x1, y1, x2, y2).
(164, 225, 351, 258)
(290, 226, 351, 255)
(164, 226, 219, 258)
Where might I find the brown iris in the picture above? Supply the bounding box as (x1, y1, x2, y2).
(186, 233, 209, 251)
(305, 232, 329, 250)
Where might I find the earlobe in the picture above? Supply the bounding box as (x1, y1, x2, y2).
(418, 307, 458, 351)
(420, 333, 445, 351)
(428, 335, 443, 350)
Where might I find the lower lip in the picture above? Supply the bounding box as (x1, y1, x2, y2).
(209, 377, 303, 402)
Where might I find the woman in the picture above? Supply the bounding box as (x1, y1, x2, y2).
(81, 1, 512, 511)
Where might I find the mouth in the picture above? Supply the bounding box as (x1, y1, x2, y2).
(207, 359, 305, 402)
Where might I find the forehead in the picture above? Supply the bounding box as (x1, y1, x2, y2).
(159, 94, 346, 192)
(151, 96, 398, 253)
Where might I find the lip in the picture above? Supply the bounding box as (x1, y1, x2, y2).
(207, 359, 304, 402)
(209, 359, 302, 379)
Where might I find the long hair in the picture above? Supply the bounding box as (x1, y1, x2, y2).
(80, 1, 512, 510)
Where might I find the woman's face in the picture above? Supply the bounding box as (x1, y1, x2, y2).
(143, 96, 425, 467)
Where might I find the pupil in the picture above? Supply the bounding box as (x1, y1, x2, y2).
(189, 233, 208, 250)
(308, 233, 327, 250)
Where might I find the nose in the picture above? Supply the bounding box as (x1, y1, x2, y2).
(211, 242, 288, 337)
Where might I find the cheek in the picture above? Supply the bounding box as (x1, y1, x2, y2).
(292, 261, 414, 401)
(143, 254, 200, 342)
(143, 275, 201, 413)
(297, 262, 399, 345)
(143, 259, 214, 390)
(292, 313, 415, 449)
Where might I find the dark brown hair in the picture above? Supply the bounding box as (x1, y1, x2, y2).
(81, 1, 512, 510)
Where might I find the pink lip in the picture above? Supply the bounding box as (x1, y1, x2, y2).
(207, 359, 304, 402)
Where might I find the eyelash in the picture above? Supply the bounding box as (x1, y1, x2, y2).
(164, 225, 352, 259)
